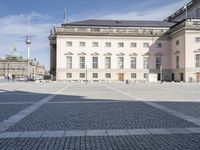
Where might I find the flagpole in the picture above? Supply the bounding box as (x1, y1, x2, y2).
(184, 3, 187, 19)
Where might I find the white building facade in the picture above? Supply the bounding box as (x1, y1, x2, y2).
(49, 0, 200, 82)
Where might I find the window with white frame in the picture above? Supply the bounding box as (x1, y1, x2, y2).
(92, 42, 98, 47)
(176, 56, 179, 69)
(80, 73, 85, 78)
(66, 56, 72, 68)
(143, 57, 149, 69)
(131, 73, 136, 78)
(118, 42, 124, 47)
(66, 41, 72, 47)
(156, 43, 162, 48)
(130, 57, 137, 69)
(93, 73, 98, 78)
(80, 56, 85, 69)
(92, 57, 98, 69)
(105, 73, 111, 78)
(105, 42, 111, 47)
(105, 57, 111, 69)
(143, 43, 149, 48)
(131, 42, 137, 48)
(80, 42, 85, 47)
(156, 57, 162, 70)
(118, 57, 124, 69)
(196, 54, 200, 67)
(66, 73, 72, 78)
(176, 40, 179, 45)
(195, 37, 200, 42)
(144, 73, 148, 79)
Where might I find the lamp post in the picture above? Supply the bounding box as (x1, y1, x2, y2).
(7, 63, 10, 81)
(85, 65, 88, 84)
(160, 65, 162, 83)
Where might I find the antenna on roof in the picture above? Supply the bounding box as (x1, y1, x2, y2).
(64, 8, 67, 23)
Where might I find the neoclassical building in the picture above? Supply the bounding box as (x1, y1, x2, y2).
(0, 46, 45, 80)
(49, 0, 200, 82)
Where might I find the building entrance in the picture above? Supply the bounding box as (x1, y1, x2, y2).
(118, 73, 124, 81)
(180, 73, 184, 81)
(197, 73, 200, 82)
(171, 73, 174, 81)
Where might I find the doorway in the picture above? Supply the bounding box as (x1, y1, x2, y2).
(171, 73, 174, 81)
(180, 73, 184, 81)
(118, 73, 124, 81)
(197, 73, 200, 82)
(157, 73, 161, 81)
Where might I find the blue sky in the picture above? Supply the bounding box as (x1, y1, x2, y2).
(0, 0, 189, 69)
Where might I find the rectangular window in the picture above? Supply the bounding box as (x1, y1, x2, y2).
(118, 42, 124, 47)
(143, 57, 149, 69)
(92, 42, 98, 47)
(66, 73, 72, 78)
(196, 54, 200, 67)
(131, 73, 136, 78)
(93, 73, 98, 78)
(66, 56, 72, 69)
(80, 42, 85, 47)
(143, 43, 149, 48)
(92, 57, 98, 69)
(80, 73, 85, 78)
(176, 56, 179, 69)
(105, 42, 111, 47)
(66, 41, 72, 47)
(156, 57, 162, 70)
(105, 73, 111, 78)
(131, 42, 137, 47)
(176, 40, 179, 45)
(130, 57, 137, 69)
(80, 56, 85, 69)
(196, 37, 200, 42)
(144, 73, 148, 79)
(156, 43, 162, 48)
(105, 57, 111, 69)
(118, 57, 124, 69)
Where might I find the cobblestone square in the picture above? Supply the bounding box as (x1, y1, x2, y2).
(0, 82, 200, 149)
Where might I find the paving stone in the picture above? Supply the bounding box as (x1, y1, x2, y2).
(7, 102, 197, 131)
(127, 129, 150, 135)
(41, 131, 65, 137)
(187, 127, 200, 133)
(0, 132, 22, 138)
(107, 129, 129, 136)
(147, 128, 171, 135)
(0, 104, 30, 122)
(64, 130, 86, 137)
(166, 128, 192, 134)
(86, 130, 107, 136)
(19, 131, 44, 138)
(1, 134, 200, 149)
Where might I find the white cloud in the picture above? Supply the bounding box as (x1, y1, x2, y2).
(0, 12, 58, 69)
(86, 0, 190, 21)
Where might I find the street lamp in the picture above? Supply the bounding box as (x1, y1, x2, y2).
(85, 65, 88, 84)
(7, 63, 10, 80)
(160, 65, 162, 82)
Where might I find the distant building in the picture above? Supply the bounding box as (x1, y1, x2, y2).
(0, 46, 45, 79)
(49, 0, 200, 82)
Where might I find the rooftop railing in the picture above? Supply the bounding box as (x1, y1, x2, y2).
(54, 26, 170, 37)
